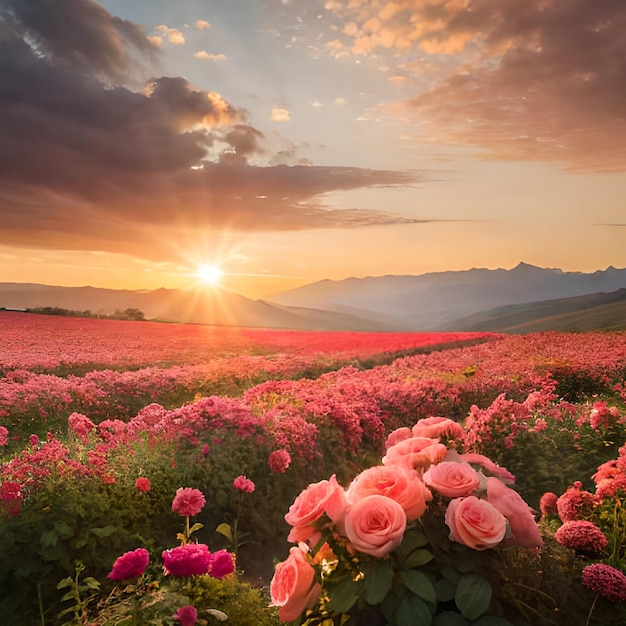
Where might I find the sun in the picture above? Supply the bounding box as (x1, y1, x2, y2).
(194, 263, 224, 286)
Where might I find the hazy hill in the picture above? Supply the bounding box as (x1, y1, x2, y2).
(269, 263, 626, 330)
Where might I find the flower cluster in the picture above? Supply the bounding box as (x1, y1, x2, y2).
(581, 563, 626, 602)
(270, 417, 542, 624)
(554, 520, 608, 555)
(556, 481, 597, 522)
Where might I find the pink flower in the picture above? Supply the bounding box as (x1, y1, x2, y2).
(486, 477, 542, 548)
(0, 426, 9, 446)
(555, 520, 608, 555)
(382, 437, 447, 471)
(135, 477, 151, 493)
(209, 549, 235, 578)
(539, 492, 559, 516)
(556, 483, 596, 522)
(581, 563, 626, 602)
(233, 475, 255, 493)
(269, 449, 292, 473)
(270, 547, 321, 622)
(344, 495, 407, 557)
(445, 496, 507, 551)
(285, 475, 347, 544)
(458, 453, 516, 485)
(385, 427, 413, 449)
(0, 481, 23, 515)
(29, 434, 40, 447)
(162, 543, 211, 577)
(107, 548, 149, 581)
(423, 461, 481, 498)
(173, 605, 198, 626)
(172, 488, 206, 517)
(412, 416, 465, 441)
(347, 464, 432, 521)
(201, 444, 210, 457)
(67, 412, 95, 440)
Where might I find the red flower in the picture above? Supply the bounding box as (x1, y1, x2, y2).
(269, 449, 292, 473)
(233, 475, 255, 493)
(556, 483, 596, 521)
(107, 548, 149, 581)
(209, 549, 235, 578)
(0, 481, 23, 515)
(555, 520, 608, 555)
(173, 605, 198, 626)
(539, 492, 558, 516)
(582, 564, 626, 602)
(135, 477, 151, 493)
(171, 487, 206, 517)
(162, 543, 211, 577)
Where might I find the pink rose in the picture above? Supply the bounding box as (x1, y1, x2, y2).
(270, 547, 321, 622)
(162, 543, 211, 576)
(107, 548, 149, 581)
(486, 477, 542, 547)
(209, 549, 235, 578)
(344, 494, 407, 557)
(459, 453, 516, 485)
(412, 417, 465, 441)
(233, 475, 255, 493)
(171, 487, 206, 517)
(347, 464, 432, 521)
(173, 605, 198, 626)
(285, 475, 347, 543)
(135, 477, 151, 493)
(423, 461, 481, 498)
(445, 496, 507, 550)
(385, 427, 413, 449)
(382, 437, 447, 470)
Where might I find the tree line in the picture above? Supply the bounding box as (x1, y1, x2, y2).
(22, 306, 146, 321)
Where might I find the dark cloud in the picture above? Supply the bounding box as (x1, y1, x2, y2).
(0, 0, 425, 258)
(326, 0, 626, 172)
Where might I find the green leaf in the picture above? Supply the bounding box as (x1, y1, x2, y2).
(434, 578, 457, 602)
(455, 574, 492, 621)
(441, 566, 462, 584)
(90, 525, 118, 538)
(327, 577, 362, 614)
(56, 577, 72, 590)
(54, 521, 75, 539)
(189, 522, 204, 535)
(215, 523, 233, 542)
(398, 570, 437, 604)
(82, 577, 101, 591)
(40, 529, 58, 548)
(365, 559, 393, 606)
(394, 592, 432, 626)
(432, 611, 470, 626)
(395, 528, 429, 559)
(380, 582, 405, 621)
(402, 549, 434, 569)
(473, 616, 515, 626)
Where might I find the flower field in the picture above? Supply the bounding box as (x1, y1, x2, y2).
(1, 313, 626, 625)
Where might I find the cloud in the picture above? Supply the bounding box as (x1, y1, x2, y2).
(271, 107, 291, 122)
(195, 20, 211, 30)
(323, 0, 626, 172)
(0, 0, 426, 261)
(194, 50, 227, 61)
(155, 24, 185, 45)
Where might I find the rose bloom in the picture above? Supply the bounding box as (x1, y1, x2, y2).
(459, 453, 516, 486)
(233, 475, 255, 493)
(135, 477, 151, 493)
(382, 437, 447, 471)
(423, 461, 481, 498)
(445, 496, 507, 550)
(344, 494, 407, 557)
(209, 549, 235, 578)
(581, 563, 626, 602)
(171, 487, 206, 517)
(107, 548, 149, 581)
(347, 464, 432, 521)
(555, 520, 608, 555)
(412, 417, 465, 441)
(271, 547, 322, 622)
(269, 449, 292, 473)
(486, 477, 542, 548)
(162, 543, 211, 577)
(285, 475, 347, 543)
(539, 492, 559, 516)
(173, 605, 198, 626)
(385, 427, 413, 450)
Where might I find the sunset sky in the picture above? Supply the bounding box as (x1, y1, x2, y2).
(1, 0, 625, 299)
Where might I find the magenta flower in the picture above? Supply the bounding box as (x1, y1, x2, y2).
(582, 563, 626, 602)
(0, 481, 23, 515)
(233, 475, 255, 493)
(135, 477, 151, 493)
(269, 449, 292, 474)
(162, 543, 211, 576)
(539, 491, 558, 516)
(0, 426, 8, 447)
(555, 520, 608, 555)
(173, 605, 198, 626)
(172, 487, 206, 517)
(107, 548, 149, 581)
(29, 434, 40, 447)
(209, 549, 235, 578)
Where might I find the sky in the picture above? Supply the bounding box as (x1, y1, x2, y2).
(1, 0, 625, 300)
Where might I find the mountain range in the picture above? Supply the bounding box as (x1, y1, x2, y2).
(2, 263, 626, 332)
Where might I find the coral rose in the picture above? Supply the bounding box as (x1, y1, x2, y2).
(285, 475, 347, 543)
(162, 543, 211, 577)
(171, 487, 206, 517)
(344, 494, 407, 557)
(445, 496, 507, 550)
(270, 547, 321, 622)
(382, 437, 447, 470)
(412, 416, 464, 441)
(423, 461, 481, 498)
(385, 427, 413, 449)
(347, 464, 432, 521)
(107, 548, 149, 581)
(459, 453, 516, 485)
(486, 477, 542, 548)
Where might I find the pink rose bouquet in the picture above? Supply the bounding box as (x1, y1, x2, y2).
(271, 416, 543, 625)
